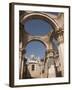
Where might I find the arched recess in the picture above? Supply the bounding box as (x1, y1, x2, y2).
(25, 39, 48, 50)
(21, 12, 59, 31)
(19, 12, 63, 79)
(26, 39, 47, 47)
(20, 12, 59, 50)
(24, 39, 47, 60)
(21, 39, 48, 55)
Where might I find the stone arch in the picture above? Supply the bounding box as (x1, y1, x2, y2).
(23, 39, 48, 51)
(22, 39, 48, 51)
(20, 12, 60, 51)
(21, 12, 59, 30)
(19, 12, 64, 79)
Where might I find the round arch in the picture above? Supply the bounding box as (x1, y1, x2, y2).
(25, 39, 47, 49)
(21, 39, 48, 54)
(24, 39, 47, 59)
(21, 12, 59, 30)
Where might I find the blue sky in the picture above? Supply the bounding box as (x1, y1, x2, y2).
(24, 19, 53, 36)
(24, 19, 53, 60)
(25, 41, 46, 59)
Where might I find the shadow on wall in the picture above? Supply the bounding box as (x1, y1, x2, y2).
(23, 58, 32, 79)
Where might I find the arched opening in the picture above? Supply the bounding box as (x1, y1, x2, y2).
(22, 13, 58, 30)
(22, 40, 47, 79)
(19, 12, 63, 79)
(24, 18, 53, 36)
(25, 40, 47, 60)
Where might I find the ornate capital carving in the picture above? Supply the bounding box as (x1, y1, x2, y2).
(55, 29, 64, 45)
(46, 49, 54, 58)
(51, 28, 64, 45)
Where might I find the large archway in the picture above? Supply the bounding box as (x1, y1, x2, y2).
(25, 40, 47, 60)
(21, 12, 59, 30)
(19, 11, 64, 79)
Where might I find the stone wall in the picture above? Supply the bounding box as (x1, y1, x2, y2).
(19, 11, 64, 79)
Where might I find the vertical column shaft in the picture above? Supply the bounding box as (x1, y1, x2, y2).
(47, 49, 56, 78)
(54, 29, 64, 76)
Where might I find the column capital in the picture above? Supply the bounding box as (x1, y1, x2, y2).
(46, 49, 54, 58)
(51, 28, 64, 45)
(56, 30, 64, 45)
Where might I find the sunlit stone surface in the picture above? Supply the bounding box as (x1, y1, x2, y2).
(19, 11, 64, 79)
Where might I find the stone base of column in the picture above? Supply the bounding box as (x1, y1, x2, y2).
(48, 65, 56, 78)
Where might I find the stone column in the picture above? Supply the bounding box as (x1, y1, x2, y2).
(54, 51, 62, 77)
(44, 50, 48, 78)
(20, 49, 26, 79)
(47, 49, 56, 78)
(21, 58, 24, 79)
(19, 42, 22, 79)
(54, 28, 64, 76)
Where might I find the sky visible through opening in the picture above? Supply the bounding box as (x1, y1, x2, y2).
(24, 19, 53, 36)
(25, 41, 46, 60)
(24, 19, 53, 60)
